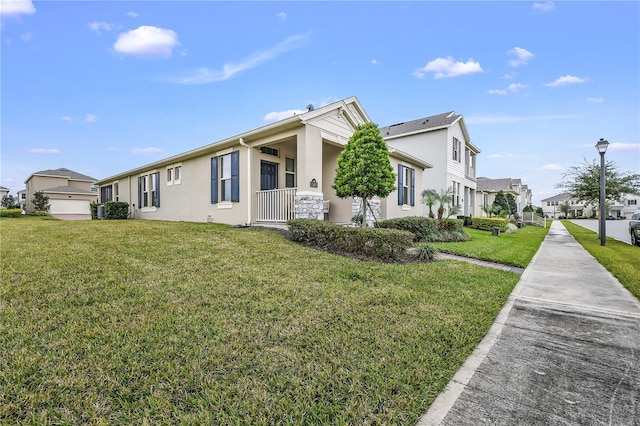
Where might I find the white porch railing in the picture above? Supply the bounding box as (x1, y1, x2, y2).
(256, 188, 297, 222)
(522, 212, 546, 227)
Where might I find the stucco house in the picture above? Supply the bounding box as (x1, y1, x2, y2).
(0, 186, 9, 206)
(24, 168, 98, 219)
(96, 97, 432, 226)
(379, 112, 480, 218)
(17, 189, 27, 210)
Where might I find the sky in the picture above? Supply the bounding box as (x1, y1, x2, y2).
(1, 0, 639, 207)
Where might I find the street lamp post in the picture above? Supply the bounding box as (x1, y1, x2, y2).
(595, 138, 609, 246)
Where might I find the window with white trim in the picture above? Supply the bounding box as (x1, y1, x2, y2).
(452, 137, 462, 162)
(138, 172, 160, 208)
(211, 151, 240, 204)
(114, 182, 119, 202)
(452, 181, 461, 207)
(285, 157, 296, 188)
(397, 164, 415, 206)
(167, 168, 173, 185)
(166, 164, 182, 185)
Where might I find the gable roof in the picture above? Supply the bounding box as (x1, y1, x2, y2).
(27, 168, 97, 183)
(0, 186, 9, 191)
(540, 192, 573, 203)
(379, 111, 480, 153)
(476, 177, 518, 194)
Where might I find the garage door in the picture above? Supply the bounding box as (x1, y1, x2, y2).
(49, 199, 91, 217)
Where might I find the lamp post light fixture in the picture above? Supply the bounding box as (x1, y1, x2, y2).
(595, 138, 609, 246)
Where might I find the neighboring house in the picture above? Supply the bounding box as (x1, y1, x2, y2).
(96, 97, 432, 226)
(617, 193, 640, 219)
(0, 186, 9, 207)
(379, 112, 480, 217)
(475, 177, 519, 216)
(17, 189, 27, 210)
(510, 178, 533, 214)
(24, 168, 98, 219)
(540, 193, 595, 219)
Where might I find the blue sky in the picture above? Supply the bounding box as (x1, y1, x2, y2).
(2, 0, 638, 206)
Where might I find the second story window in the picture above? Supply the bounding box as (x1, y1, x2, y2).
(452, 137, 462, 162)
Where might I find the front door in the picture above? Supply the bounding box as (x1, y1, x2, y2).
(260, 161, 278, 191)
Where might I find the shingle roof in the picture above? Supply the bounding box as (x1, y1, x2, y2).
(540, 192, 572, 203)
(43, 185, 96, 195)
(0, 186, 9, 191)
(476, 177, 515, 193)
(32, 168, 97, 182)
(379, 112, 460, 138)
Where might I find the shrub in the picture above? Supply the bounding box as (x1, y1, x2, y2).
(105, 201, 129, 220)
(375, 216, 466, 242)
(414, 244, 438, 262)
(0, 208, 23, 218)
(470, 217, 509, 232)
(32, 210, 49, 216)
(90, 202, 99, 220)
(288, 219, 414, 260)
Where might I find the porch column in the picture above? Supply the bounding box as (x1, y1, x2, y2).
(294, 126, 324, 220)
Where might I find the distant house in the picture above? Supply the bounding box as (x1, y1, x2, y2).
(96, 97, 432, 226)
(24, 168, 98, 219)
(510, 178, 533, 214)
(0, 186, 9, 206)
(540, 193, 595, 219)
(379, 112, 480, 218)
(475, 177, 519, 216)
(17, 189, 27, 210)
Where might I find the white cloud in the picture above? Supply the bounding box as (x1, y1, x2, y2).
(544, 75, 587, 87)
(85, 113, 97, 122)
(532, 1, 556, 12)
(487, 89, 507, 95)
(114, 26, 180, 59)
(609, 143, 640, 151)
(488, 153, 514, 159)
(131, 147, 163, 155)
(61, 116, 73, 122)
(264, 109, 305, 122)
(20, 32, 32, 42)
(126, 11, 139, 18)
(176, 34, 308, 84)
(413, 57, 483, 79)
(276, 12, 286, 22)
(508, 47, 534, 67)
(502, 73, 515, 79)
(0, 0, 35, 17)
(586, 97, 604, 103)
(88, 21, 115, 35)
(487, 83, 528, 95)
(541, 163, 563, 171)
(28, 148, 60, 154)
(371, 59, 380, 65)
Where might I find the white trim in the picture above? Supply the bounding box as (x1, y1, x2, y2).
(140, 207, 157, 213)
(295, 191, 323, 197)
(217, 202, 233, 210)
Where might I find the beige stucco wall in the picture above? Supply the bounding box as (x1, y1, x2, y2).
(382, 158, 424, 220)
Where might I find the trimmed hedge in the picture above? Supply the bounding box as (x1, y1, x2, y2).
(470, 217, 509, 232)
(288, 219, 414, 260)
(0, 209, 23, 218)
(375, 216, 467, 242)
(105, 201, 129, 220)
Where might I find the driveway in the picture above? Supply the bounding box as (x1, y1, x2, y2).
(567, 219, 631, 245)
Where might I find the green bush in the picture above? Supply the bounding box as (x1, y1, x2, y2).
(375, 216, 466, 242)
(105, 201, 129, 220)
(31, 211, 49, 217)
(90, 202, 98, 220)
(288, 219, 414, 260)
(0, 208, 23, 218)
(415, 244, 438, 261)
(470, 217, 509, 232)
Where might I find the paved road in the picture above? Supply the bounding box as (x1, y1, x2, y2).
(568, 219, 632, 245)
(418, 220, 640, 425)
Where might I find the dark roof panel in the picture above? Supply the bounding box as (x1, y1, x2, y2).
(379, 112, 460, 138)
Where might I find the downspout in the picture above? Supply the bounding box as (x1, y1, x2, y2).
(239, 137, 251, 226)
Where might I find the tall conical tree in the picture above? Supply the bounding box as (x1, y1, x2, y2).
(333, 122, 396, 227)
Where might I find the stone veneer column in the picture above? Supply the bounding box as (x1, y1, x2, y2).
(294, 192, 325, 220)
(351, 197, 381, 227)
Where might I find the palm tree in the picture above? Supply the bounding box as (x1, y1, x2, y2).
(435, 187, 454, 220)
(421, 189, 438, 218)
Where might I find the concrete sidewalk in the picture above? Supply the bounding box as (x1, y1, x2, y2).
(418, 220, 640, 425)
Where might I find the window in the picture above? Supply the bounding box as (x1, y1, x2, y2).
(175, 166, 181, 183)
(167, 164, 182, 185)
(167, 168, 173, 184)
(20, 193, 26, 200)
(452, 137, 462, 162)
(285, 157, 296, 188)
(547, 201, 551, 206)
(114, 182, 119, 202)
(483, 193, 488, 207)
(260, 146, 279, 157)
(100, 185, 113, 203)
(138, 172, 160, 208)
(629, 199, 638, 206)
(397, 164, 415, 206)
(452, 181, 461, 207)
(211, 151, 240, 203)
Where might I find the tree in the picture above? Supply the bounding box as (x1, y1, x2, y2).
(523, 204, 534, 213)
(1, 195, 19, 209)
(557, 158, 640, 207)
(506, 193, 517, 215)
(492, 190, 510, 216)
(433, 187, 453, 220)
(421, 189, 437, 218)
(31, 191, 50, 212)
(559, 201, 570, 218)
(535, 207, 544, 217)
(333, 122, 396, 227)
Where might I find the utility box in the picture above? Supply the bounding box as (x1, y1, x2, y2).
(491, 227, 500, 237)
(97, 205, 105, 220)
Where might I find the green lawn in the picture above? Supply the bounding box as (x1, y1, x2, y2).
(563, 221, 640, 300)
(426, 222, 550, 268)
(0, 218, 520, 424)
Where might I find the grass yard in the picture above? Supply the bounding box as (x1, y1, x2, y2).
(563, 221, 640, 300)
(426, 222, 550, 268)
(0, 218, 520, 424)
